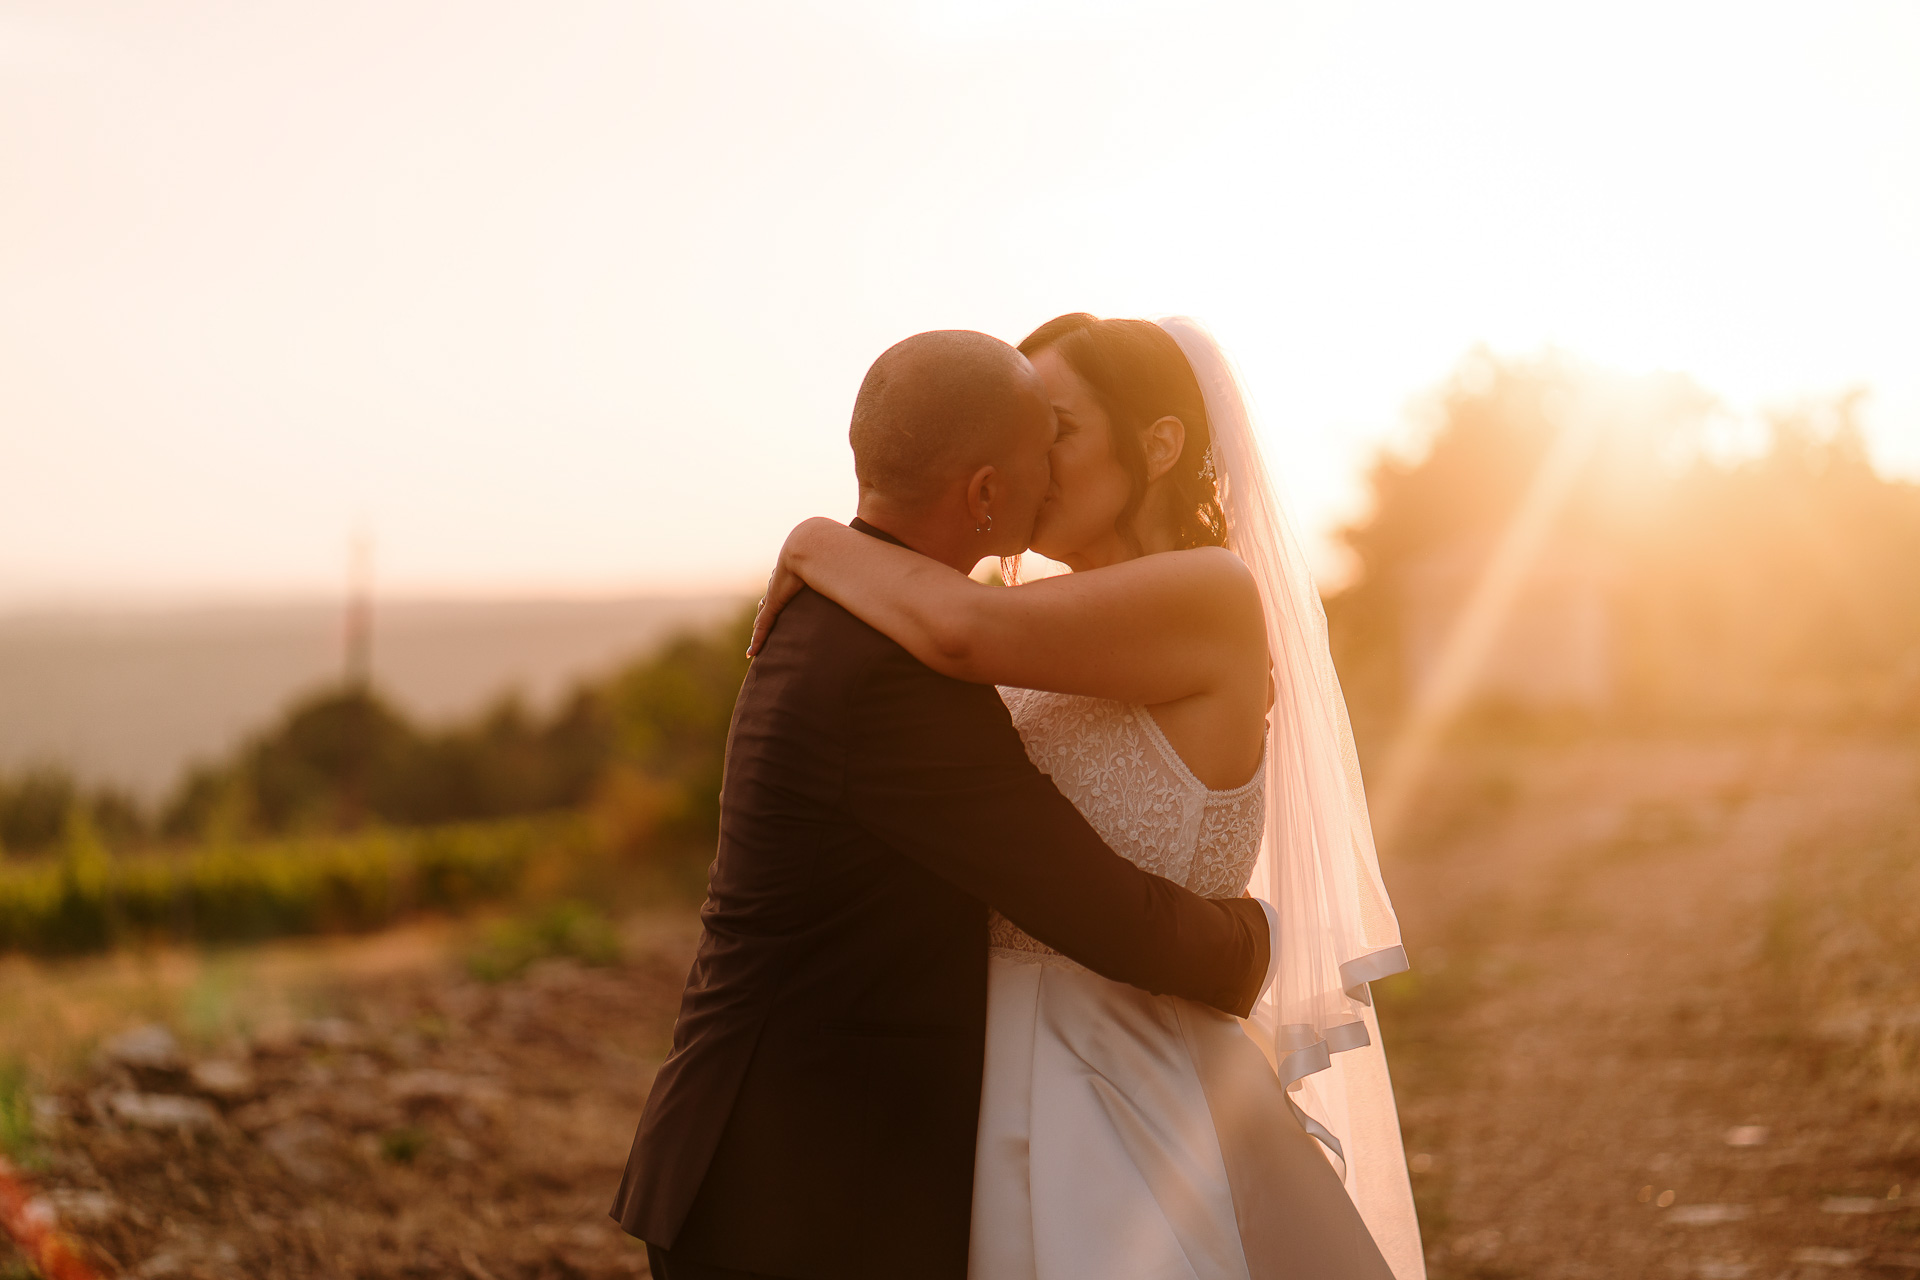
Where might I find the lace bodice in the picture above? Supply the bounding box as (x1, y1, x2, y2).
(989, 687, 1266, 965)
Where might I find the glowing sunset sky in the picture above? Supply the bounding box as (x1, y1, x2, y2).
(3, 0, 1916, 605)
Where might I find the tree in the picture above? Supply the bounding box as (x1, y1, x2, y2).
(1327, 350, 1920, 728)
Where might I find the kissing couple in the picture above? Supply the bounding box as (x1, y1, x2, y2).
(613, 315, 1424, 1279)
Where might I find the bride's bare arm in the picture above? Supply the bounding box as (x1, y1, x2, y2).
(750, 517, 1265, 706)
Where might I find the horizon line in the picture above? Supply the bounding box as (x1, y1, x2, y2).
(0, 582, 762, 621)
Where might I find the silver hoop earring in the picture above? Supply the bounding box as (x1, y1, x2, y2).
(975, 514, 993, 534)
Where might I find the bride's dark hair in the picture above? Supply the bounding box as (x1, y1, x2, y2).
(1018, 313, 1228, 554)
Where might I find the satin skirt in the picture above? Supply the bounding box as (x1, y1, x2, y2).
(968, 955, 1395, 1280)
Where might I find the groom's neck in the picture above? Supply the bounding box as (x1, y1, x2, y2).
(854, 496, 980, 576)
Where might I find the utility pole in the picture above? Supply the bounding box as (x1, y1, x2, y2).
(344, 528, 374, 691)
(338, 527, 378, 830)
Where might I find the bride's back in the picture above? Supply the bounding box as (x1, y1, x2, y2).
(988, 685, 1266, 964)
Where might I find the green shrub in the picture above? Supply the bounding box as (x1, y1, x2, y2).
(465, 899, 621, 982)
(0, 817, 564, 955)
(154, 607, 753, 846)
(0, 768, 147, 856)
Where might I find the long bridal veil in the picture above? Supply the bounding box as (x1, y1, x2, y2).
(1159, 317, 1426, 1280)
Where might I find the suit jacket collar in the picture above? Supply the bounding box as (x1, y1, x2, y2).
(849, 517, 911, 550)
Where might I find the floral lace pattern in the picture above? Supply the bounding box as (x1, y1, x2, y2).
(988, 687, 1266, 966)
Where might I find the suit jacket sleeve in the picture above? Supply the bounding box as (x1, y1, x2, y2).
(843, 647, 1269, 1018)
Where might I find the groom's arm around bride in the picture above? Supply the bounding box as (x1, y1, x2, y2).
(612, 331, 1273, 1280)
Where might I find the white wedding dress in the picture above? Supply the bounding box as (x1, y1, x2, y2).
(970, 687, 1397, 1280)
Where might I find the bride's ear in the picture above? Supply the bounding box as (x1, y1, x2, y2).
(1141, 416, 1186, 483)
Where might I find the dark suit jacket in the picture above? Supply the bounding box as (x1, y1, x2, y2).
(611, 525, 1270, 1280)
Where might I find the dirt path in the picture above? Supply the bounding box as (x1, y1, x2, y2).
(1379, 733, 1920, 1279)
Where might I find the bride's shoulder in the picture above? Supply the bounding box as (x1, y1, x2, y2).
(1150, 546, 1261, 615)
(1164, 544, 1251, 578)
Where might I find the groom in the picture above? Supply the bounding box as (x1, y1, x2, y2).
(612, 331, 1277, 1280)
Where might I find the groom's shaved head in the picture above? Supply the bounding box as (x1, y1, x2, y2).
(850, 330, 1049, 502)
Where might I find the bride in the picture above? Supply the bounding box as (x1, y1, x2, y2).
(753, 315, 1424, 1279)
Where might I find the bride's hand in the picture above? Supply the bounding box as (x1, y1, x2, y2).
(747, 520, 831, 657)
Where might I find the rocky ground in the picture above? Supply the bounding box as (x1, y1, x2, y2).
(2, 915, 701, 1279)
(4, 732, 1919, 1279)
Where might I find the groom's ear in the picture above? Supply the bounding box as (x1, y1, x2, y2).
(1141, 415, 1187, 482)
(964, 463, 998, 528)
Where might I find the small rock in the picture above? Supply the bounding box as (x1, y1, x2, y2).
(46, 1188, 120, 1228)
(1821, 1196, 1893, 1215)
(459, 1249, 502, 1280)
(525, 957, 587, 990)
(261, 1116, 341, 1185)
(296, 1060, 337, 1088)
(1790, 1247, 1864, 1267)
(385, 1029, 427, 1065)
(325, 1089, 402, 1133)
(389, 1070, 504, 1105)
(300, 1017, 363, 1050)
(227, 1094, 301, 1134)
(438, 982, 488, 1023)
(249, 1025, 302, 1057)
(101, 1025, 183, 1073)
(344, 1054, 383, 1080)
(1666, 1204, 1751, 1226)
(1449, 1228, 1502, 1261)
(390, 1068, 467, 1100)
(7, 1195, 55, 1236)
(107, 1092, 220, 1131)
(30, 1096, 69, 1134)
(1723, 1125, 1769, 1147)
(189, 1059, 255, 1099)
(1812, 1010, 1871, 1042)
(137, 1250, 188, 1278)
(138, 1234, 235, 1276)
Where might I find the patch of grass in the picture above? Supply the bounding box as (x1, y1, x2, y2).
(1402, 775, 1523, 860)
(411, 1012, 451, 1047)
(0, 1057, 37, 1167)
(1374, 934, 1496, 1256)
(182, 957, 248, 1047)
(465, 900, 621, 983)
(1767, 812, 1920, 1106)
(1376, 952, 1484, 1093)
(1592, 798, 1705, 865)
(381, 1127, 429, 1164)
